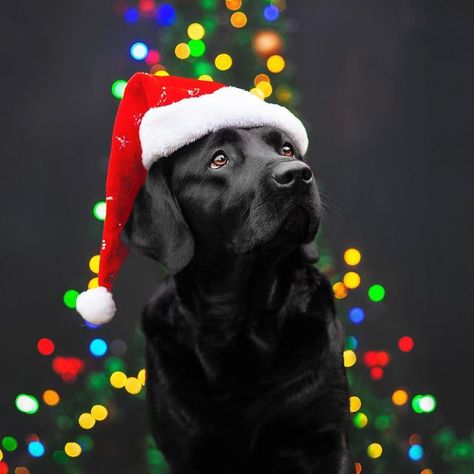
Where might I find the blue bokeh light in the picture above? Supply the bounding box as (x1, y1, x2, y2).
(408, 444, 424, 461)
(349, 307, 365, 324)
(28, 441, 45, 458)
(263, 5, 279, 21)
(130, 42, 149, 61)
(89, 338, 108, 357)
(124, 7, 139, 23)
(156, 4, 176, 26)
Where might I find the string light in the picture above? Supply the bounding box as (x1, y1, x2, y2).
(91, 405, 108, 421)
(111, 80, 127, 100)
(349, 307, 365, 324)
(110, 371, 127, 388)
(392, 389, 409, 406)
(368, 284, 385, 302)
(225, 0, 242, 10)
(333, 282, 348, 299)
(156, 4, 176, 26)
(343, 350, 357, 368)
(88, 255, 100, 274)
(64, 442, 82, 458)
(353, 413, 368, 429)
(89, 338, 108, 357)
(130, 42, 149, 60)
(399, 336, 414, 352)
(2, 437, 18, 452)
(92, 200, 107, 220)
(63, 289, 79, 309)
(78, 413, 95, 430)
(138, 369, 146, 386)
(37, 338, 55, 356)
(344, 248, 362, 265)
(263, 5, 279, 21)
(187, 23, 205, 40)
(256, 81, 272, 98)
(27, 441, 45, 458)
(125, 377, 142, 395)
(349, 396, 362, 413)
(408, 444, 424, 461)
(15, 394, 39, 415)
(367, 443, 383, 459)
(175, 43, 190, 60)
(343, 271, 361, 289)
(43, 389, 60, 406)
(188, 39, 206, 57)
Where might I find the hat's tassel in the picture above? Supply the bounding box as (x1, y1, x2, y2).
(76, 287, 116, 325)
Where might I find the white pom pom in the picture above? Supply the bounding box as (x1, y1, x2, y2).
(76, 286, 116, 325)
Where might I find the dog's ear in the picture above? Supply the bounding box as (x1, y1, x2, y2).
(122, 162, 194, 275)
(300, 240, 319, 264)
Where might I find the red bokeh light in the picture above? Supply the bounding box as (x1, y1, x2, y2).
(377, 351, 390, 367)
(363, 351, 378, 367)
(370, 366, 384, 380)
(399, 336, 414, 352)
(37, 338, 55, 356)
(52, 356, 85, 383)
(145, 49, 160, 65)
(0, 462, 9, 474)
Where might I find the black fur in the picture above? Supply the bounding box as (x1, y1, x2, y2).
(123, 127, 353, 473)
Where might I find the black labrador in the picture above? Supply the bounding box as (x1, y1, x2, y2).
(123, 126, 353, 473)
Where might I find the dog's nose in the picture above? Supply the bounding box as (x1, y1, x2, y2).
(271, 161, 313, 189)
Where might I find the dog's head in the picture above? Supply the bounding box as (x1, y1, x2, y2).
(123, 126, 321, 274)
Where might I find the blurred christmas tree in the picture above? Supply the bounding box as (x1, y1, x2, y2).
(1, 1, 473, 473)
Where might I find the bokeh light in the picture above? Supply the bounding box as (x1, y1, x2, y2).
(63, 289, 79, 309)
(145, 49, 160, 65)
(28, 441, 45, 458)
(15, 394, 39, 415)
(392, 389, 409, 406)
(130, 42, 149, 60)
(370, 367, 384, 380)
(225, 0, 242, 10)
(419, 394, 436, 413)
(175, 42, 190, 60)
(253, 31, 283, 57)
(188, 39, 206, 57)
(408, 444, 424, 461)
(263, 5, 279, 21)
(344, 248, 362, 265)
(125, 377, 142, 395)
(156, 4, 176, 26)
(398, 336, 414, 352)
(2, 437, 17, 452)
(343, 350, 357, 368)
(353, 413, 368, 429)
(89, 255, 100, 274)
(215, 53, 233, 71)
(333, 282, 348, 299)
(256, 80, 272, 98)
(368, 284, 385, 302)
(89, 339, 108, 357)
(78, 413, 95, 430)
(37, 338, 55, 356)
(367, 443, 383, 459)
(349, 307, 365, 324)
(254, 73, 270, 86)
(111, 80, 127, 100)
(349, 396, 362, 413)
(138, 369, 147, 386)
(64, 442, 82, 458)
(91, 405, 108, 421)
(250, 88, 265, 100)
(199, 74, 213, 81)
(124, 7, 139, 23)
(110, 371, 127, 389)
(230, 12, 247, 28)
(343, 271, 361, 289)
(345, 335, 358, 350)
(267, 54, 285, 73)
(187, 23, 205, 40)
(43, 389, 60, 407)
(92, 200, 107, 220)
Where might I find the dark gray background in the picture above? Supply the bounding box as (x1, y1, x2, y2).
(1, 0, 473, 449)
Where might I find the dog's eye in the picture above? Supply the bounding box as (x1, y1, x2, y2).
(210, 152, 228, 169)
(281, 143, 294, 157)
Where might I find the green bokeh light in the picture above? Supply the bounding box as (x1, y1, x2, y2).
(188, 39, 206, 57)
(63, 289, 79, 309)
(104, 356, 126, 373)
(15, 393, 39, 415)
(344, 335, 358, 351)
(93, 201, 106, 221)
(412, 395, 424, 414)
(111, 79, 127, 99)
(2, 436, 18, 451)
(57, 416, 73, 431)
(87, 371, 108, 390)
(353, 412, 368, 429)
(77, 435, 94, 452)
(53, 450, 70, 465)
(194, 60, 213, 76)
(201, 0, 217, 11)
(368, 284, 385, 302)
(374, 414, 392, 430)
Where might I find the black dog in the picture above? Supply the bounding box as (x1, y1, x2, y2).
(123, 126, 353, 473)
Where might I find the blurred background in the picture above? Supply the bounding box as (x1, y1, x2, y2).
(1, 1, 473, 473)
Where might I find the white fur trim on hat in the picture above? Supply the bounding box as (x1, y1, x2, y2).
(76, 286, 116, 325)
(139, 86, 309, 169)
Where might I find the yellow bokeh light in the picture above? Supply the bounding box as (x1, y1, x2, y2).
(64, 442, 82, 458)
(0, 449, 3, 462)
(249, 88, 265, 100)
(89, 255, 100, 274)
(91, 404, 108, 421)
(125, 377, 142, 395)
(254, 73, 270, 86)
(88, 277, 99, 289)
(78, 413, 95, 430)
(349, 396, 362, 413)
(367, 443, 383, 459)
(343, 350, 357, 368)
(230, 12, 247, 28)
(198, 74, 213, 81)
(225, 0, 242, 10)
(256, 81, 273, 98)
(344, 248, 362, 266)
(43, 389, 60, 406)
(392, 389, 409, 406)
(421, 470, 434, 474)
(110, 371, 127, 389)
(343, 271, 361, 289)
(333, 282, 348, 299)
(14, 468, 30, 474)
(175, 43, 190, 60)
(267, 55, 285, 73)
(154, 70, 170, 77)
(187, 23, 205, 40)
(215, 53, 233, 71)
(276, 86, 293, 103)
(138, 368, 147, 386)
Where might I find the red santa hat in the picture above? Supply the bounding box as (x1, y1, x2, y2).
(76, 72, 309, 325)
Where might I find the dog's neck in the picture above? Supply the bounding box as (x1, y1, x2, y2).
(174, 246, 299, 346)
